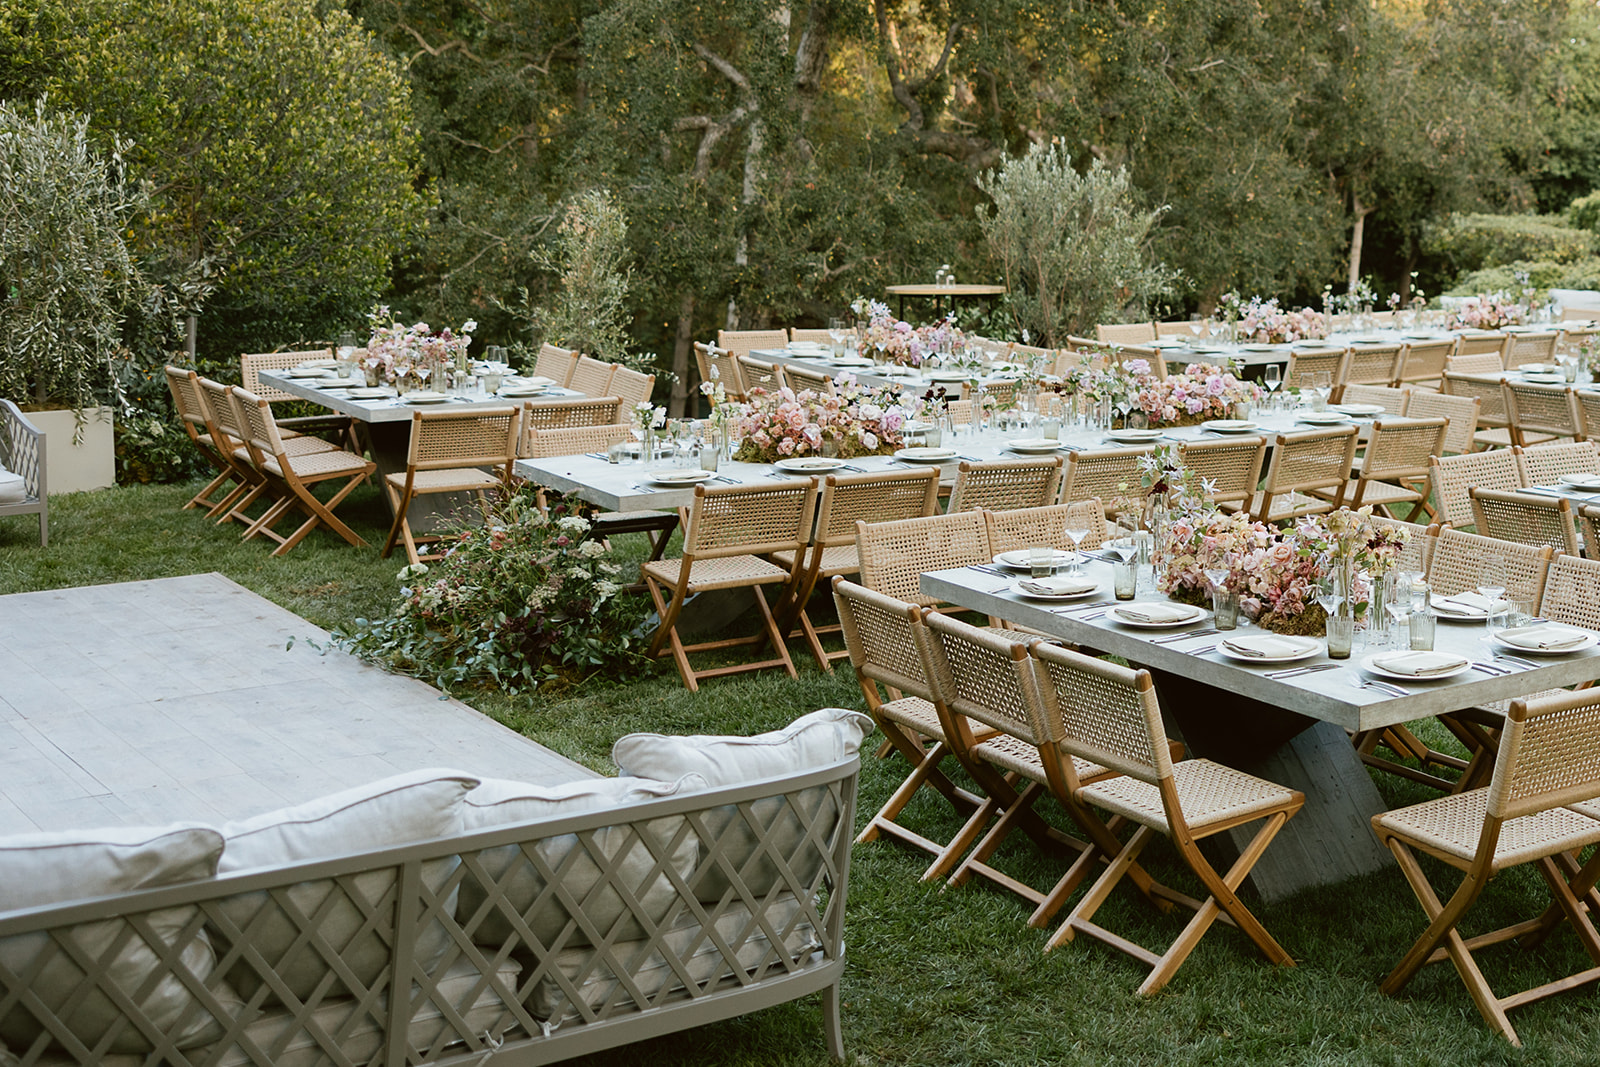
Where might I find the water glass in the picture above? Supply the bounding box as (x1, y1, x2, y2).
(1409, 609, 1436, 651)
(1212, 590, 1240, 630)
(1040, 415, 1061, 440)
(1326, 615, 1355, 659)
(1113, 558, 1137, 600)
(699, 438, 720, 472)
(923, 422, 943, 447)
(1029, 545, 1057, 578)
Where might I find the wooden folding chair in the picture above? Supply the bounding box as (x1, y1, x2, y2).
(1442, 367, 1531, 450)
(1573, 389, 1600, 445)
(227, 386, 375, 556)
(165, 366, 248, 516)
(1502, 328, 1561, 369)
(717, 328, 789, 363)
(1402, 390, 1478, 456)
(1177, 436, 1267, 511)
(1454, 333, 1508, 362)
(1502, 380, 1578, 447)
(1396, 338, 1455, 390)
(382, 407, 523, 564)
(1031, 640, 1303, 992)
(567, 355, 617, 397)
(1372, 688, 1600, 1046)
(532, 343, 579, 385)
(1429, 449, 1517, 529)
(1095, 322, 1156, 344)
(1284, 347, 1349, 392)
(239, 349, 356, 445)
(1513, 440, 1600, 487)
(517, 397, 623, 450)
(1339, 417, 1447, 520)
(1468, 488, 1581, 557)
(1447, 351, 1504, 376)
(1344, 343, 1403, 388)
(947, 458, 1063, 513)
(772, 468, 940, 670)
(789, 327, 833, 344)
(202, 377, 338, 530)
(1338, 384, 1409, 414)
(643, 480, 818, 691)
(693, 341, 746, 401)
(854, 510, 993, 609)
(1062, 446, 1156, 515)
(782, 363, 836, 395)
(607, 365, 655, 407)
(983, 501, 1107, 557)
(735, 354, 782, 393)
(834, 578, 993, 878)
(1246, 426, 1359, 524)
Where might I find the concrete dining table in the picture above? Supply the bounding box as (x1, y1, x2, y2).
(920, 560, 1600, 900)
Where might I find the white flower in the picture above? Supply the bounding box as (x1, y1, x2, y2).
(462, 320, 478, 333)
(557, 515, 591, 535)
(398, 562, 429, 581)
(578, 539, 606, 558)
(595, 580, 620, 599)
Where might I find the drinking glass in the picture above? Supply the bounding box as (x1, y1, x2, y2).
(1188, 315, 1205, 346)
(1064, 524, 1090, 574)
(1263, 364, 1282, 411)
(1312, 371, 1332, 411)
(828, 317, 846, 358)
(1029, 545, 1058, 579)
(1477, 555, 1508, 634)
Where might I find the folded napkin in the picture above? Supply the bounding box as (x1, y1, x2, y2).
(1495, 624, 1590, 651)
(1371, 651, 1467, 677)
(1222, 635, 1313, 658)
(1114, 603, 1198, 624)
(1019, 576, 1098, 597)
(1432, 592, 1504, 617)
(512, 375, 556, 388)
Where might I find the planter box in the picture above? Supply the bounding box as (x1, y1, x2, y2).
(25, 406, 114, 494)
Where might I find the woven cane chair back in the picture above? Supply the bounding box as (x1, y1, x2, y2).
(1514, 441, 1600, 487)
(165, 366, 212, 438)
(1503, 381, 1578, 438)
(1285, 348, 1349, 391)
(783, 363, 836, 396)
(1262, 426, 1359, 496)
(814, 469, 940, 547)
(789, 327, 833, 344)
(1503, 330, 1561, 370)
(1177, 437, 1267, 508)
(1442, 370, 1509, 426)
(200, 378, 247, 450)
(567, 356, 617, 398)
(681, 481, 818, 560)
(231, 385, 292, 466)
(1373, 516, 1434, 574)
(983, 501, 1108, 557)
(520, 397, 623, 437)
(1154, 320, 1193, 338)
(1469, 489, 1580, 558)
(694, 342, 746, 399)
(1430, 449, 1519, 528)
(856, 510, 991, 606)
(1339, 384, 1410, 414)
(1489, 689, 1600, 821)
(717, 329, 789, 362)
(524, 423, 632, 458)
(407, 407, 521, 472)
(1573, 390, 1600, 443)
(1401, 391, 1478, 455)
(1110, 345, 1167, 381)
(1361, 418, 1448, 483)
(1396, 339, 1454, 387)
(1454, 333, 1509, 361)
(1063, 446, 1155, 511)
(533, 343, 580, 385)
(608, 366, 656, 407)
(1537, 553, 1600, 632)
(1095, 322, 1156, 344)
(833, 578, 934, 701)
(1446, 352, 1504, 376)
(1346, 343, 1403, 387)
(965, 379, 1019, 409)
(919, 611, 1042, 747)
(1029, 641, 1168, 787)
(241, 349, 332, 404)
(1426, 527, 1553, 601)
(736, 355, 781, 393)
(947, 458, 1063, 513)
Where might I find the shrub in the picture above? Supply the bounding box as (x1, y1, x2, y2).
(975, 142, 1178, 347)
(1569, 190, 1600, 234)
(1443, 258, 1600, 297)
(1423, 213, 1596, 277)
(520, 189, 643, 369)
(327, 488, 653, 693)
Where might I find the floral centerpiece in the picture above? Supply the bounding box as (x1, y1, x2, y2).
(848, 297, 964, 366)
(1161, 507, 1274, 606)
(1251, 507, 1409, 635)
(362, 304, 476, 387)
(731, 376, 913, 462)
(1450, 292, 1525, 331)
(1135, 362, 1260, 426)
(1220, 293, 1328, 343)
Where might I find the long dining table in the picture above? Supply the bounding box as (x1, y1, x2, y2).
(919, 560, 1600, 900)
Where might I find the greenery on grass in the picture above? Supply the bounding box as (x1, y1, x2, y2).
(6, 481, 1600, 1064)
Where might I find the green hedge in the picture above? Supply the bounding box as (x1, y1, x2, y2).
(1570, 190, 1600, 233)
(1423, 213, 1596, 276)
(1443, 258, 1600, 297)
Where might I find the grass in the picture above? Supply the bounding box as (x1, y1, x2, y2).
(5, 481, 1600, 1065)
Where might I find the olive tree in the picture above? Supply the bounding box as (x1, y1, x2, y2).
(976, 143, 1177, 345)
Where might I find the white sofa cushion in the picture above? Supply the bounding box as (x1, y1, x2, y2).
(0, 466, 26, 505)
(212, 769, 480, 1003)
(457, 774, 704, 950)
(0, 823, 230, 1053)
(611, 709, 873, 903)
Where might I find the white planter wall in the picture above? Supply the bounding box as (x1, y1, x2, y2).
(26, 407, 115, 494)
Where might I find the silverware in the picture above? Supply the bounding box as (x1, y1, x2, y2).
(1354, 678, 1409, 698)
(1185, 644, 1217, 656)
(584, 452, 610, 461)
(1266, 662, 1341, 679)
(628, 484, 658, 494)
(1060, 599, 1116, 612)
(1152, 628, 1219, 644)
(1066, 610, 1107, 621)
(1471, 661, 1510, 676)
(713, 475, 742, 484)
(1491, 651, 1539, 669)
(967, 564, 1011, 578)
(840, 464, 865, 472)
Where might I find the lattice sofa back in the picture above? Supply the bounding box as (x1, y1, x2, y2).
(0, 761, 859, 1067)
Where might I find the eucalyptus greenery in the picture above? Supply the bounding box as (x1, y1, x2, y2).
(0, 98, 141, 414)
(522, 189, 644, 370)
(976, 143, 1178, 347)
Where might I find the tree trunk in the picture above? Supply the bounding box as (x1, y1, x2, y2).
(1348, 191, 1373, 294)
(726, 117, 766, 332)
(671, 291, 696, 418)
(186, 314, 198, 361)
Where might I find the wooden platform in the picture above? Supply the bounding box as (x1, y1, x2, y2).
(0, 573, 592, 835)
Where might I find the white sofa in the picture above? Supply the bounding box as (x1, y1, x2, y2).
(0, 709, 870, 1067)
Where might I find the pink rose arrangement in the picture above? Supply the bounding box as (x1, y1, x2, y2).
(849, 297, 964, 366)
(1451, 293, 1525, 331)
(1221, 294, 1328, 344)
(731, 375, 913, 462)
(363, 304, 476, 382)
(1135, 363, 1259, 425)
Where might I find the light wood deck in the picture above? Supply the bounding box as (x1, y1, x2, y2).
(0, 572, 592, 835)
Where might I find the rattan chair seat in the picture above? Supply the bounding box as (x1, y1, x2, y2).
(879, 696, 999, 744)
(1375, 790, 1600, 872)
(1469, 687, 1568, 718)
(643, 553, 792, 592)
(1078, 758, 1299, 837)
(973, 732, 1107, 785)
(769, 544, 858, 574)
(383, 467, 502, 493)
(260, 448, 372, 480)
(1342, 479, 1424, 506)
(234, 435, 338, 463)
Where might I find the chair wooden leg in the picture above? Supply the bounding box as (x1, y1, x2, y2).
(270, 473, 369, 556)
(1049, 825, 1158, 950)
(381, 483, 412, 559)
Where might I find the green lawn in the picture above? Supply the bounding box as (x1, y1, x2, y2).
(2, 482, 1598, 1065)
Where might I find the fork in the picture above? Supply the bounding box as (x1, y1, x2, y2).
(1354, 678, 1409, 698)
(1185, 644, 1217, 656)
(967, 564, 1011, 578)
(1266, 663, 1341, 679)
(1491, 651, 1539, 669)
(628, 484, 658, 494)
(1471, 661, 1511, 676)
(1153, 627, 1219, 644)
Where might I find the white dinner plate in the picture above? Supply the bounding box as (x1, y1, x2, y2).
(499, 386, 550, 397)
(1188, 345, 1228, 354)
(1010, 578, 1100, 601)
(993, 549, 1075, 571)
(1560, 472, 1600, 489)
(1007, 437, 1066, 453)
(829, 356, 873, 367)
(1518, 363, 1557, 374)
(1361, 652, 1471, 682)
(1241, 343, 1287, 352)
(927, 370, 969, 382)
(1503, 324, 1541, 333)
(506, 375, 558, 389)
(1201, 419, 1259, 433)
(403, 391, 451, 404)
(1216, 635, 1322, 664)
(787, 342, 826, 351)
(314, 377, 361, 389)
(1149, 339, 1187, 349)
(774, 457, 847, 473)
(1105, 428, 1164, 443)
(650, 470, 717, 486)
(1295, 339, 1339, 348)
(1297, 411, 1352, 425)
(1331, 403, 1385, 416)
(286, 367, 335, 378)
(1491, 627, 1598, 655)
(895, 446, 959, 462)
(1430, 593, 1511, 620)
(1349, 334, 1388, 344)
(878, 364, 919, 376)
(1521, 372, 1565, 384)
(1402, 331, 1446, 340)
(293, 359, 338, 369)
(347, 387, 391, 399)
(1108, 602, 1208, 629)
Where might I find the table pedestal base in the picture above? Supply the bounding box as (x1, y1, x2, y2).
(1152, 669, 1392, 902)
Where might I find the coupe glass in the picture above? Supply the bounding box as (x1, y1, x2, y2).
(1064, 523, 1090, 574)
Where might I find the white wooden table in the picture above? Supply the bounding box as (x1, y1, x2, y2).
(921, 561, 1600, 899)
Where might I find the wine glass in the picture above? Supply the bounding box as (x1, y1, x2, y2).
(1188, 315, 1205, 346)
(1478, 555, 1508, 632)
(1316, 576, 1342, 619)
(1064, 523, 1090, 574)
(1108, 519, 1139, 563)
(1312, 371, 1333, 411)
(828, 317, 846, 358)
(1262, 364, 1282, 412)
